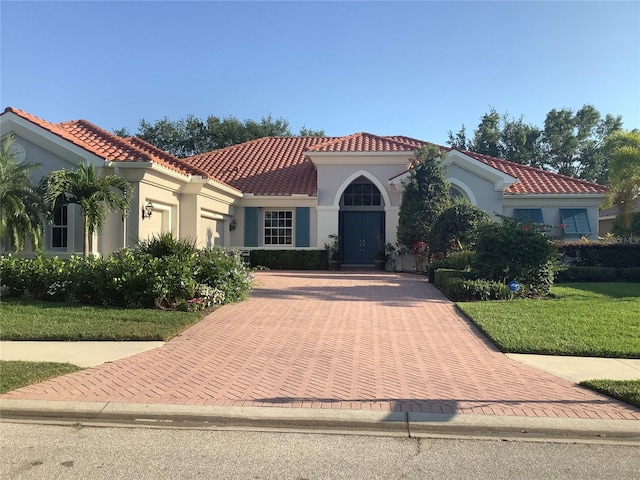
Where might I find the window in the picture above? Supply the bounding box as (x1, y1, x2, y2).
(52, 205, 68, 248)
(449, 186, 465, 201)
(342, 182, 381, 206)
(264, 210, 292, 245)
(514, 208, 544, 224)
(560, 208, 592, 236)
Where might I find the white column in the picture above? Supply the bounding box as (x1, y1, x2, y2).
(316, 206, 340, 247)
(384, 206, 399, 246)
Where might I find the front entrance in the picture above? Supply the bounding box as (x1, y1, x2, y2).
(340, 211, 384, 265)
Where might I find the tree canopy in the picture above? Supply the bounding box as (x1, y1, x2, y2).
(115, 114, 325, 157)
(447, 104, 624, 182)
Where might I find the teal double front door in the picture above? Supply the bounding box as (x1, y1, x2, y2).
(340, 211, 385, 265)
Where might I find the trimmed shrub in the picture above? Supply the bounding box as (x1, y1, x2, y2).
(429, 202, 491, 256)
(249, 249, 327, 270)
(427, 251, 476, 283)
(556, 266, 640, 283)
(474, 217, 558, 297)
(444, 278, 511, 302)
(433, 268, 475, 290)
(558, 242, 640, 268)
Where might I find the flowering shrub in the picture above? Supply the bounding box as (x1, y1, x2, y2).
(474, 217, 558, 297)
(0, 238, 253, 309)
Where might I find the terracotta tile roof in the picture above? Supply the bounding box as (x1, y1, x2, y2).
(3, 108, 606, 197)
(306, 132, 423, 152)
(186, 136, 341, 196)
(459, 149, 608, 195)
(2, 107, 233, 184)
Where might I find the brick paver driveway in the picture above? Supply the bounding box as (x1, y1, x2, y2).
(3, 271, 639, 420)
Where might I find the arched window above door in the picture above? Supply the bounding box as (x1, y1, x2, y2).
(341, 178, 382, 207)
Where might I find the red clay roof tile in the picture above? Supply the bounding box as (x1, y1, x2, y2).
(3, 108, 606, 197)
(185, 136, 339, 196)
(2, 107, 237, 187)
(460, 150, 607, 195)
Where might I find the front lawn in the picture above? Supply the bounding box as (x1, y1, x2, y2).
(456, 283, 640, 358)
(0, 361, 82, 393)
(580, 379, 640, 409)
(0, 299, 204, 341)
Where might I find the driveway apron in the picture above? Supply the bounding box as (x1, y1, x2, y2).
(2, 271, 639, 420)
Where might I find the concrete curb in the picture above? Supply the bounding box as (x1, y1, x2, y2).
(2, 399, 639, 442)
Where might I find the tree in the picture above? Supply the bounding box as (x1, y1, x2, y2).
(298, 126, 326, 137)
(447, 104, 623, 180)
(448, 108, 543, 166)
(116, 114, 325, 157)
(41, 163, 132, 256)
(0, 136, 45, 251)
(541, 105, 622, 179)
(605, 130, 640, 234)
(396, 145, 450, 260)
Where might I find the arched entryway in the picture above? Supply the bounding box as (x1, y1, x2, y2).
(339, 176, 385, 266)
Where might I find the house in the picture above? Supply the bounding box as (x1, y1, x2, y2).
(599, 197, 640, 235)
(1, 107, 608, 265)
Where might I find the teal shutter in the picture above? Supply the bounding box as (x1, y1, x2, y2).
(560, 209, 591, 235)
(244, 207, 259, 247)
(295, 207, 310, 247)
(514, 208, 543, 224)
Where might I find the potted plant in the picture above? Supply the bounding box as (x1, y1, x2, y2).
(326, 234, 342, 271)
(374, 250, 387, 271)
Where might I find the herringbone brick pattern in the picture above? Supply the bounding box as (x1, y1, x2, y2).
(3, 272, 639, 420)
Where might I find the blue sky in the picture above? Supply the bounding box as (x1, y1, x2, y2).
(1, 1, 639, 145)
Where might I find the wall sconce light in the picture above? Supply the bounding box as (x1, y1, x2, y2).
(229, 218, 237, 231)
(141, 201, 153, 220)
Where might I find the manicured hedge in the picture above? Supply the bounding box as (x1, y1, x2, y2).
(432, 269, 511, 301)
(555, 266, 640, 283)
(558, 243, 640, 268)
(249, 249, 327, 270)
(445, 278, 512, 302)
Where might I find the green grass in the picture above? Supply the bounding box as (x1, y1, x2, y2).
(456, 283, 640, 358)
(0, 299, 204, 341)
(579, 379, 640, 409)
(0, 360, 82, 393)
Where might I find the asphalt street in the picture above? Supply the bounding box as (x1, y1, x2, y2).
(2, 422, 639, 479)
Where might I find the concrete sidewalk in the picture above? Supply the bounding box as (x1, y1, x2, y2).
(0, 341, 164, 368)
(2, 341, 638, 383)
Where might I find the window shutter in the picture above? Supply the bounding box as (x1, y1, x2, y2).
(514, 208, 543, 224)
(560, 209, 591, 235)
(295, 207, 310, 247)
(244, 207, 259, 247)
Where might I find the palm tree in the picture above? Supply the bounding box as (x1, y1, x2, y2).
(605, 131, 640, 234)
(41, 162, 132, 256)
(0, 136, 45, 251)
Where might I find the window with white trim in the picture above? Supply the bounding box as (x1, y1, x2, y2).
(52, 205, 68, 248)
(264, 210, 292, 245)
